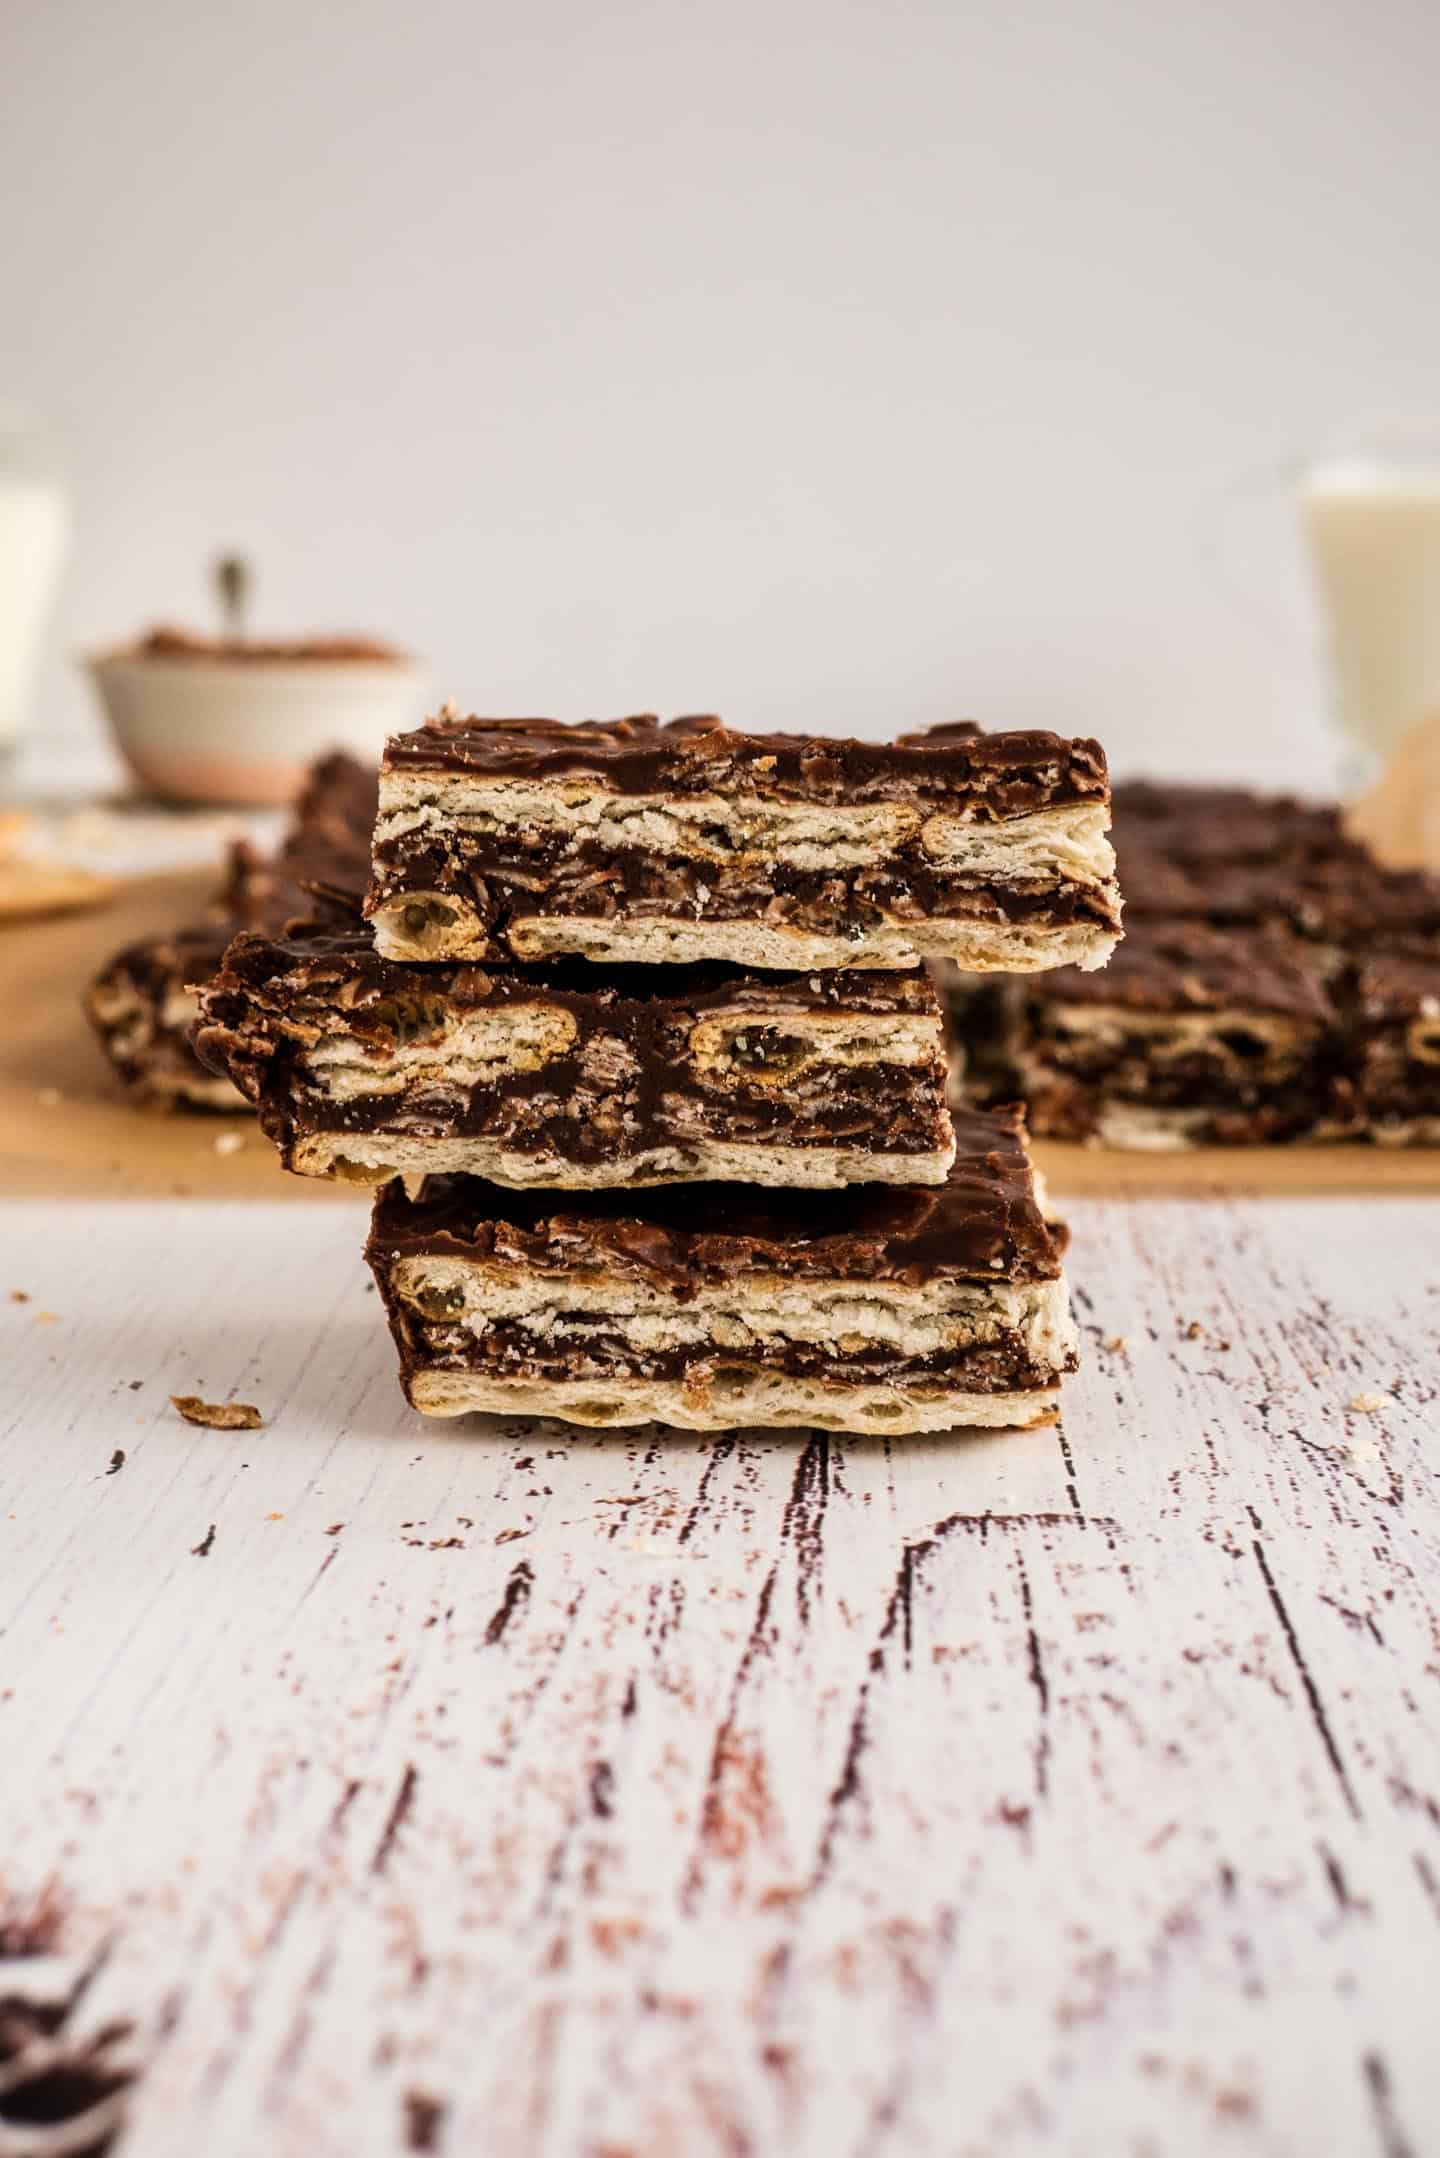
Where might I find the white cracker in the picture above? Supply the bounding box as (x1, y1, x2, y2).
(404, 1367, 1062, 1435)
(295, 1131, 955, 1188)
(370, 900, 1119, 974)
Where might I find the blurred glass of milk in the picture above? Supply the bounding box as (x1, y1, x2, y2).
(1302, 443, 1440, 780)
(0, 409, 68, 758)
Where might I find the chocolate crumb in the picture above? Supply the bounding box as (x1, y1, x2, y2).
(403, 2088, 448, 2151)
(8, 1290, 29, 1304)
(170, 1395, 264, 1430)
(105, 1450, 126, 1476)
(191, 1524, 216, 1558)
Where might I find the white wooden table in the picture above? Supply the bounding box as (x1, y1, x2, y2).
(3, 1187, 1438, 2157)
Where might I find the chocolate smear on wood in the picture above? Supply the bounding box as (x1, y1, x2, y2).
(371, 1764, 419, 1875)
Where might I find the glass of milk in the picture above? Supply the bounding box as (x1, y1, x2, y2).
(0, 409, 69, 760)
(1301, 430, 1440, 784)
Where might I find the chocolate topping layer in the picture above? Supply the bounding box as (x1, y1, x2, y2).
(1352, 950, 1440, 1023)
(381, 712, 1109, 812)
(1028, 920, 1334, 1025)
(368, 1104, 1062, 1289)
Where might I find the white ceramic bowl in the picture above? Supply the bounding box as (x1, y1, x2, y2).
(84, 646, 428, 804)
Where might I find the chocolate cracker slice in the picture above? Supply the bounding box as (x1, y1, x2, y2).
(364, 713, 1120, 974)
(196, 925, 956, 1188)
(1350, 951, 1440, 1144)
(85, 751, 378, 1111)
(952, 919, 1353, 1147)
(365, 1105, 1077, 1433)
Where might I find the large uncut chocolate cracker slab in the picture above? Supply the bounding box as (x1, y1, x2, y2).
(364, 713, 1121, 974)
(365, 1105, 1079, 1435)
(1111, 780, 1346, 871)
(955, 918, 1353, 1148)
(1350, 951, 1440, 1144)
(195, 927, 956, 1188)
(1114, 779, 1440, 954)
(85, 752, 378, 1111)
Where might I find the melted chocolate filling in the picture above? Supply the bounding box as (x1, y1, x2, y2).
(369, 832, 1117, 938)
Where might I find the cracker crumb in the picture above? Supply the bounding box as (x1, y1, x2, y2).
(265, 1511, 285, 1522)
(1183, 1320, 1204, 1340)
(37, 1087, 62, 1108)
(1348, 1391, 1386, 1415)
(171, 1394, 264, 1430)
(34, 1311, 59, 1325)
(213, 1131, 245, 1157)
(1103, 1334, 1128, 1353)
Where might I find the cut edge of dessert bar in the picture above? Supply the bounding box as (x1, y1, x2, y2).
(88, 924, 248, 1111)
(363, 712, 1122, 974)
(194, 927, 959, 1189)
(364, 1104, 1079, 1436)
(84, 752, 378, 1112)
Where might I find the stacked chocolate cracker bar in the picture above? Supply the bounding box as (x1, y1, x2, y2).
(949, 779, 1440, 1147)
(199, 712, 1120, 1433)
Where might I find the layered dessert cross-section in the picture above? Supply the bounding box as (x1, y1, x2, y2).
(365, 1105, 1078, 1434)
(85, 752, 377, 1110)
(364, 712, 1121, 974)
(954, 919, 1352, 1148)
(195, 926, 956, 1187)
(1350, 950, 1440, 1144)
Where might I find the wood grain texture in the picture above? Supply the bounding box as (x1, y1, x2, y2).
(2, 1193, 1438, 2155)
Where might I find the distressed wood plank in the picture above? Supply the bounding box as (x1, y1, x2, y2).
(1, 1194, 1438, 2157)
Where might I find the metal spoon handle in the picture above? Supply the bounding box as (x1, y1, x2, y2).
(214, 553, 251, 642)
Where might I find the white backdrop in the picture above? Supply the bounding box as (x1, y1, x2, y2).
(5, 0, 1439, 783)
